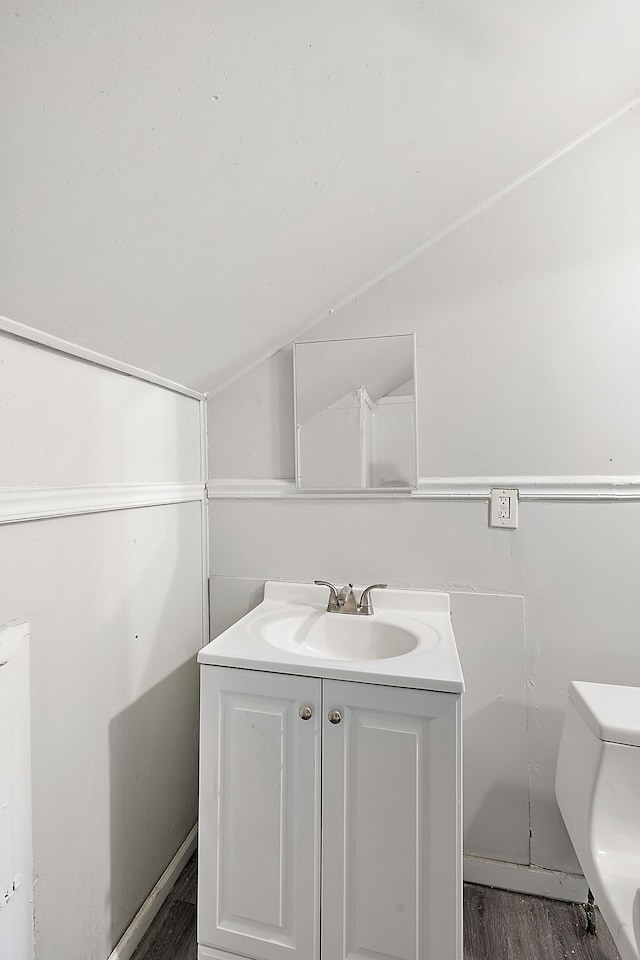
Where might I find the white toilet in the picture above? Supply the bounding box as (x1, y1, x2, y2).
(556, 681, 640, 960)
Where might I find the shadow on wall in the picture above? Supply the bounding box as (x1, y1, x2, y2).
(463, 696, 530, 865)
(209, 578, 265, 641)
(527, 701, 582, 875)
(108, 657, 200, 945)
(464, 695, 580, 874)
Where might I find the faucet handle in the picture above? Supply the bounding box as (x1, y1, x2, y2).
(314, 580, 339, 612)
(358, 583, 388, 616)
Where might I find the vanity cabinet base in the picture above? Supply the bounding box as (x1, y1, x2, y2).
(198, 666, 462, 960)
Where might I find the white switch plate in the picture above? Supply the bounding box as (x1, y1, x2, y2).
(489, 488, 519, 528)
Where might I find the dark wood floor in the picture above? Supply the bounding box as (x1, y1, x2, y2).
(131, 853, 621, 960)
(463, 883, 620, 960)
(132, 854, 197, 960)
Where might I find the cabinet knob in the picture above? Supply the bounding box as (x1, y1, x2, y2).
(299, 705, 313, 720)
(328, 709, 342, 724)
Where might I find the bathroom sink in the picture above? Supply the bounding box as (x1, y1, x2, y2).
(198, 580, 464, 694)
(254, 608, 428, 661)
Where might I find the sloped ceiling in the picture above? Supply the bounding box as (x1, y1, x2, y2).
(2, 1, 640, 391)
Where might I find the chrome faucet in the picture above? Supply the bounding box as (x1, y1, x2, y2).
(358, 583, 388, 615)
(314, 581, 388, 616)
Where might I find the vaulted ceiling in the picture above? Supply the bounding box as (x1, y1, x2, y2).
(3, 1, 640, 391)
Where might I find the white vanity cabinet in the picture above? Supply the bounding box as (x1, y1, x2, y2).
(198, 667, 321, 960)
(198, 665, 462, 960)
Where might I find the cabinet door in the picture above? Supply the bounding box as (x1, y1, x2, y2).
(322, 681, 462, 960)
(198, 667, 321, 960)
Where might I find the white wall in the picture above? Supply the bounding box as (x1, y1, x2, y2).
(209, 349, 294, 481)
(306, 102, 640, 478)
(0, 331, 205, 960)
(0, 334, 201, 487)
(210, 100, 640, 480)
(207, 100, 640, 890)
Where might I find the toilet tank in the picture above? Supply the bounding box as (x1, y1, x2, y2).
(556, 681, 640, 878)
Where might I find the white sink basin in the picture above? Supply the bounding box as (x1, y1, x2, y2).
(255, 609, 431, 661)
(198, 581, 464, 694)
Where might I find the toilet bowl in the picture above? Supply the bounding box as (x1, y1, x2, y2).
(556, 681, 640, 960)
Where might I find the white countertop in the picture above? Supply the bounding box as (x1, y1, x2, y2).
(198, 580, 464, 694)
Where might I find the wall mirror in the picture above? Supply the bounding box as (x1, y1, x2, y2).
(294, 333, 418, 491)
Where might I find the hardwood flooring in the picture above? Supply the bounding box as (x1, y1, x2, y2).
(463, 883, 620, 960)
(131, 855, 197, 960)
(131, 854, 622, 960)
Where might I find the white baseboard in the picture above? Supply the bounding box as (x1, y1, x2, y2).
(108, 824, 198, 960)
(464, 855, 588, 903)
